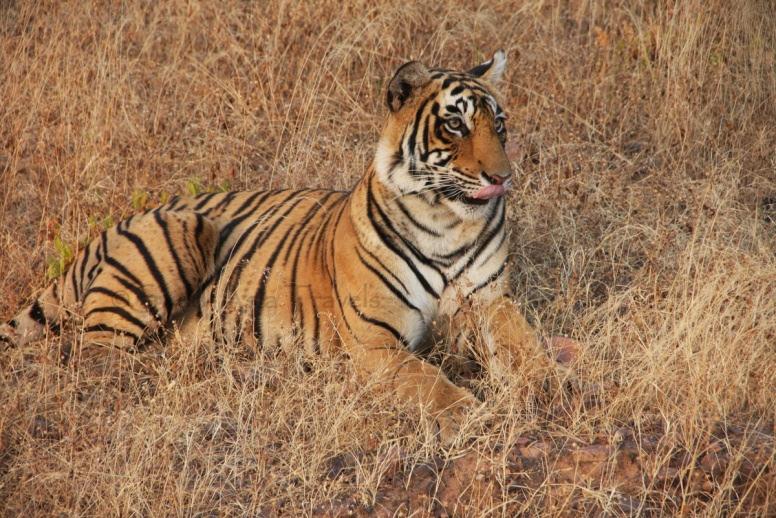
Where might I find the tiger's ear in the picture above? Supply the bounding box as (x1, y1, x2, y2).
(386, 61, 431, 112)
(468, 49, 507, 86)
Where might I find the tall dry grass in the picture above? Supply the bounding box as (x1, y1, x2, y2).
(1, 0, 774, 515)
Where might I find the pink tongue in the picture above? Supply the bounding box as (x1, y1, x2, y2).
(472, 184, 506, 200)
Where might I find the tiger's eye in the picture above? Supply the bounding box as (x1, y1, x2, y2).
(446, 118, 463, 131)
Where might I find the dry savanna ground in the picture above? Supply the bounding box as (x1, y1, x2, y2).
(1, 0, 775, 516)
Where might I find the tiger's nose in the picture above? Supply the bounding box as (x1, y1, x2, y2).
(483, 172, 511, 185)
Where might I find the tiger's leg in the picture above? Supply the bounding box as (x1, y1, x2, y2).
(446, 294, 569, 400)
(478, 296, 555, 381)
(342, 333, 480, 444)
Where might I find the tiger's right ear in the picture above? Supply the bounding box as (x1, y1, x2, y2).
(386, 61, 431, 112)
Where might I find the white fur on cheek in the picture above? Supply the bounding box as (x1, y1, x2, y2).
(374, 136, 395, 180)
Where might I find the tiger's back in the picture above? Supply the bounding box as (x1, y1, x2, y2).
(172, 188, 349, 353)
(0, 188, 350, 353)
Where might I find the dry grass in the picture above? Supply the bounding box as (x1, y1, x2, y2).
(1, 0, 775, 515)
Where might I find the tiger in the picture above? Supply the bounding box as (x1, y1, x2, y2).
(1, 50, 560, 442)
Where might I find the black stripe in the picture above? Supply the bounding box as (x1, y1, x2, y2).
(349, 297, 409, 348)
(369, 179, 444, 275)
(309, 200, 339, 262)
(233, 190, 275, 218)
(103, 256, 143, 292)
(111, 274, 162, 323)
(420, 106, 433, 160)
(474, 229, 507, 269)
(407, 95, 433, 157)
(85, 305, 147, 332)
(219, 192, 305, 310)
(308, 286, 320, 353)
(325, 200, 349, 277)
(329, 229, 354, 337)
(193, 192, 219, 211)
(366, 185, 440, 298)
(288, 195, 345, 326)
(442, 76, 458, 89)
(283, 192, 338, 264)
(297, 279, 305, 337)
(178, 218, 200, 280)
(216, 217, 261, 288)
(249, 190, 310, 339)
(206, 276, 219, 342)
(166, 195, 182, 210)
(230, 191, 263, 216)
(204, 191, 237, 216)
(29, 301, 47, 326)
(445, 103, 462, 114)
(435, 240, 474, 261)
(213, 212, 255, 261)
(213, 219, 266, 314)
(289, 223, 318, 327)
(85, 242, 103, 285)
(82, 324, 140, 342)
(192, 212, 214, 272)
(355, 248, 420, 313)
(469, 261, 508, 296)
(356, 243, 409, 293)
(211, 192, 305, 341)
(396, 199, 442, 237)
(445, 216, 463, 229)
(452, 201, 505, 281)
(76, 241, 92, 300)
(114, 226, 175, 321)
(66, 247, 78, 301)
(153, 211, 194, 298)
(252, 221, 295, 342)
(85, 286, 132, 307)
(214, 190, 283, 260)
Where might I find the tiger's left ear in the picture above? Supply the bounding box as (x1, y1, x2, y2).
(386, 61, 431, 112)
(468, 49, 507, 86)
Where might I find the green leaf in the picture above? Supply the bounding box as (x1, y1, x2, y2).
(186, 178, 204, 196)
(46, 256, 62, 280)
(131, 189, 150, 211)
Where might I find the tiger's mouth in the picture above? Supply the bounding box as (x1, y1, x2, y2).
(465, 177, 512, 204)
(471, 183, 507, 200)
(434, 177, 511, 206)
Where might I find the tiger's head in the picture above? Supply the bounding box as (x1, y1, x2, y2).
(375, 51, 511, 218)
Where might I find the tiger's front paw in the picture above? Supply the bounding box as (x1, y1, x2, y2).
(433, 386, 484, 445)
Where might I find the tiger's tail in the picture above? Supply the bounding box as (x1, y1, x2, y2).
(0, 275, 67, 349)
